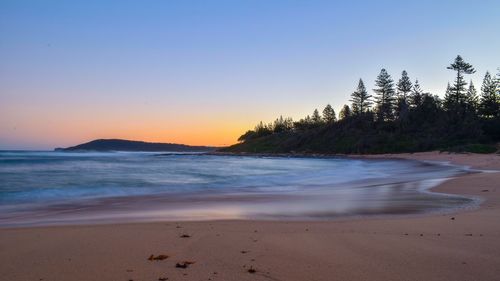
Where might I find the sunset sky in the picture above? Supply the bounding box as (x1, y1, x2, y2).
(1, 0, 499, 149)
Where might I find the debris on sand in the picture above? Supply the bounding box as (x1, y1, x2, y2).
(241, 250, 248, 254)
(158, 278, 168, 281)
(175, 263, 188, 269)
(180, 234, 191, 238)
(175, 261, 195, 269)
(148, 254, 169, 261)
(248, 266, 257, 274)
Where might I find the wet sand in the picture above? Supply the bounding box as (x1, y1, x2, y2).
(1, 152, 499, 281)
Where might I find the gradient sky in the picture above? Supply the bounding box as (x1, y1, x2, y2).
(1, 0, 499, 149)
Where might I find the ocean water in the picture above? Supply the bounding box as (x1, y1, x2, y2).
(0, 151, 475, 227)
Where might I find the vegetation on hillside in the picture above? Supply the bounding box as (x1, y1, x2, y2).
(223, 56, 500, 154)
(60, 139, 217, 152)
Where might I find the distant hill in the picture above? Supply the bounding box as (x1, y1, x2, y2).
(57, 139, 218, 152)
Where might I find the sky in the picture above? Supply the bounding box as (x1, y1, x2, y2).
(1, 0, 499, 150)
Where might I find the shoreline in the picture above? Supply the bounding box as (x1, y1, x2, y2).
(210, 151, 497, 216)
(1, 152, 499, 280)
(0, 154, 478, 229)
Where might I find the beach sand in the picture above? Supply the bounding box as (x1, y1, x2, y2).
(1, 152, 499, 281)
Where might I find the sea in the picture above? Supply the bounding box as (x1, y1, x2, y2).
(0, 151, 476, 227)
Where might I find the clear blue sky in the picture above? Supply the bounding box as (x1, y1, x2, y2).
(1, 0, 499, 149)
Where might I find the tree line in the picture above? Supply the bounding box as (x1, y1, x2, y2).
(229, 55, 499, 154)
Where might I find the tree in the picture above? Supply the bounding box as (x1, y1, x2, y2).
(294, 115, 315, 130)
(350, 79, 372, 115)
(409, 79, 423, 108)
(395, 70, 412, 118)
(497, 69, 500, 100)
(273, 116, 293, 133)
(443, 82, 457, 111)
(233, 58, 500, 155)
(445, 82, 452, 96)
(480, 71, 499, 118)
(397, 70, 412, 100)
(312, 109, 323, 124)
(373, 69, 396, 121)
(238, 130, 257, 142)
(497, 69, 500, 103)
(466, 81, 479, 113)
(497, 69, 500, 95)
(339, 104, 351, 120)
(254, 121, 272, 137)
(445, 55, 475, 110)
(322, 104, 337, 123)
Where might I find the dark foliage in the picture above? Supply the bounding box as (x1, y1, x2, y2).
(225, 56, 499, 154)
(60, 139, 217, 152)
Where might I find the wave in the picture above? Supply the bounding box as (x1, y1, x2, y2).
(0, 151, 474, 227)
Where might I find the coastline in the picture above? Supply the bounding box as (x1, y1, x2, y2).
(1, 152, 499, 280)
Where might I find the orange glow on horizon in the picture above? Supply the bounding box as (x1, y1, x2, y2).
(0, 102, 255, 148)
(1, 93, 298, 149)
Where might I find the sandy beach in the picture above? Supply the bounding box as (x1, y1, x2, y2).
(1, 152, 499, 281)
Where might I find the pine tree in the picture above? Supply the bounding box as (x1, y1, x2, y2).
(397, 71, 412, 100)
(497, 69, 500, 95)
(409, 79, 423, 107)
(480, 71, 499, 118)
(254, 121, 272, 137)
(312, 109, 322, 124)
(273, 116, 293, 133)
(496, 69, 500, 98)
(466, 81, 479, 113)
(373, 69, 396, 121)
(445, 55, 475, 110)
(443, 82, 456, 111)
(445, 82, 452, 95)
(395, 71, 412, 118)
(237, 57, 499, 153)
(339, 105, 351, 120)
(350, 79, 372, 115)
(322, 104, 337, 123)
